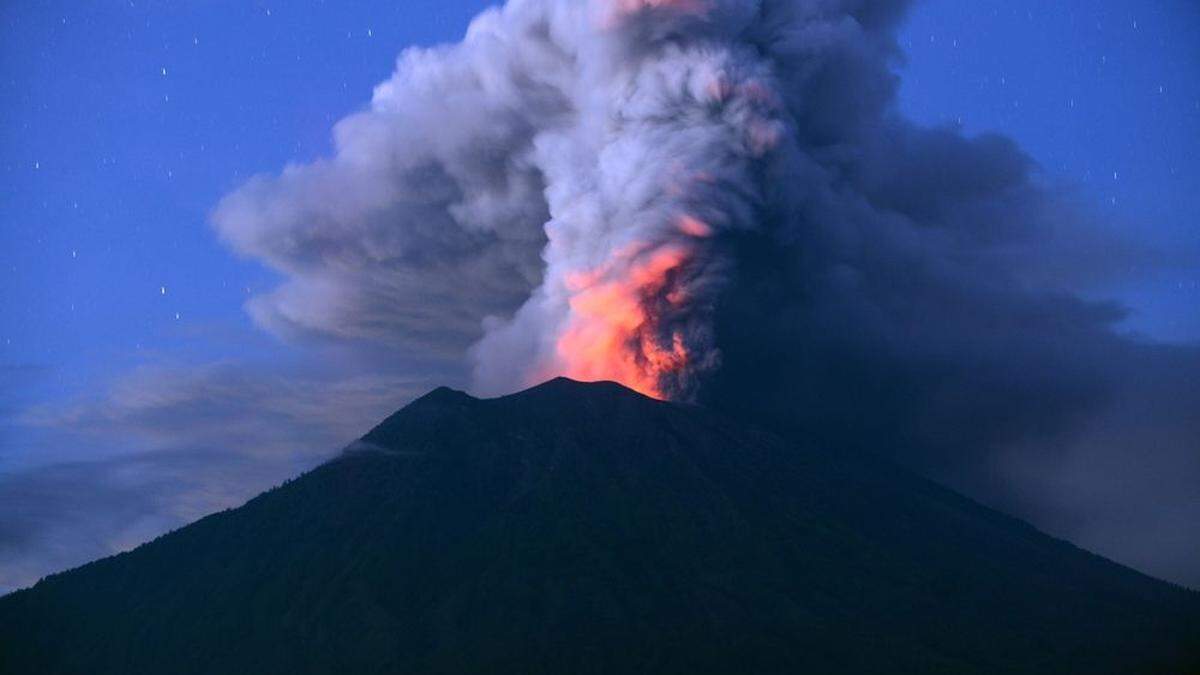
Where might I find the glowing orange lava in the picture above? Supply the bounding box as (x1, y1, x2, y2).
(555, 237, 699, 400)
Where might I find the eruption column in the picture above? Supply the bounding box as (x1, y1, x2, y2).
(555, 240, 698, 399)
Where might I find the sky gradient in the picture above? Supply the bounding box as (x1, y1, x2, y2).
(2, 0, 1197, 593)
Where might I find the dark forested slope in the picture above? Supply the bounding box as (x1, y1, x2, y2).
(1, 378, 1196, 674)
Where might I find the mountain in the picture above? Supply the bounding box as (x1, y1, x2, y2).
(0, 378, 1196, 674)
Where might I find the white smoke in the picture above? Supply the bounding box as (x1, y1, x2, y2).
(471, 0, 797, 397)
(215, 0, 875, 398)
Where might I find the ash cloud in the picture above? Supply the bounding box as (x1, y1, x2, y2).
(213, 0, 1199, 585)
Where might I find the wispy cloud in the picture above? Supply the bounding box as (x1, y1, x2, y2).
(1, 364, 428, 593)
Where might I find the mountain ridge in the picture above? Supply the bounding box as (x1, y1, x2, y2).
(1, 377, 1196, 674)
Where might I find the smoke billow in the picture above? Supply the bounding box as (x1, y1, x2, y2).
(214, 0, 1200, 585)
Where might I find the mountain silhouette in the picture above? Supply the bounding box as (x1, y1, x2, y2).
(1, 378, 1196, 674)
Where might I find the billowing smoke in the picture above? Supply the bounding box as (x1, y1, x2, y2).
(214, 0, 1200, 586)
(472, 0, 800, 398)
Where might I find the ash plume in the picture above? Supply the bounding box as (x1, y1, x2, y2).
(214, 0, 1200, 586)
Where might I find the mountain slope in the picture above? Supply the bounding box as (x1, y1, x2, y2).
(1, 378, 1196, 674)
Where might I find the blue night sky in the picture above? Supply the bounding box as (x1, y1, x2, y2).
(2, 1, 491, 458)
(1, 1, 1197, 592)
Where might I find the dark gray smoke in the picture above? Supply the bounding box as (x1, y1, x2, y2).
(214, 0, 1199, 586)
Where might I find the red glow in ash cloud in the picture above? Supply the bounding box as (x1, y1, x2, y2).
(613, 0, 710, 13)
(554, 234, 701, 399)
(597, 0, 711, 28)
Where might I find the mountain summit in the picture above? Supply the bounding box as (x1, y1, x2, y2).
(1, 378, 1196, 674)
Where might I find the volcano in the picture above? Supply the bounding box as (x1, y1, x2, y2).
(1, 378, 1196, 674)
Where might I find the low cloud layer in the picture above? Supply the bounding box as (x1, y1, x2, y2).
(0, 365, 425, 593)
